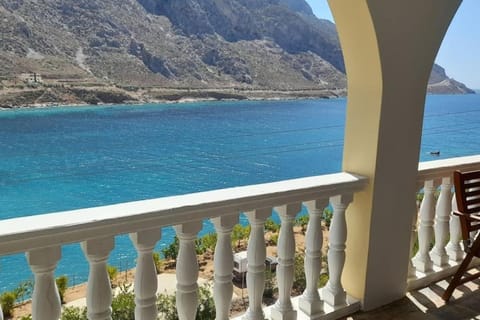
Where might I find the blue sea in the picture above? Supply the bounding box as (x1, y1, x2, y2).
(0, 94, 480, 292)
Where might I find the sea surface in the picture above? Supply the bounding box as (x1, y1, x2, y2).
(1, 94, 480, 292)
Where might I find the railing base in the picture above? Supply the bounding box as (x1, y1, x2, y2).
(407, 258, 480, 291)
(232, 291, 360, 320)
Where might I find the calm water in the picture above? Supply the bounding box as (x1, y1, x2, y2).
(0, 94, 480, 291)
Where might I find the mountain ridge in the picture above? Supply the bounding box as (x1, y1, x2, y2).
(0, 0, 474, 108)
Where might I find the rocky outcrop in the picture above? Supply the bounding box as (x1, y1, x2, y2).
(428, 64, 475, 94)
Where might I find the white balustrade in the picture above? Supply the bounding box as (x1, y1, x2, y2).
(243, 208, 271, 320)
(430, 177, 452, 266)
(0, 172, 368, 320)
(414, 180, 436, 273)
(175, 221, 202, 320)
(322, 194, 353, 307)
(26, 246, 62, 320)
(446, 194, 463, 261)
(82, 236, 115, 320)
(299, 199, 328, 317)
(130, 228, 162, 320)
(271, 203, 301, 320)
(408, 156, 480, 290)
(212, 214, 238, 320)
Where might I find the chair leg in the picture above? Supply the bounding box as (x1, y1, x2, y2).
(443, 234, 480, 302)
(442, 251, 475, 302)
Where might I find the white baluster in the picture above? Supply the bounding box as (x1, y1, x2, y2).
(0, 305, 3, 320)
(175, 221, 202, 320)
(212, 214, 238, 320)
(447, 193, 464, 261)
(243, 208, 271, 320)
(82, 236, 115, 320)
(414, 180, 436, 272)
(271, 203, 301, 320)
(430, 177, 452, 267)
(130, 228, 162, 320)
(322, 194, 353, 307)
(408, 201, 419, 279)
(26, 246, 61, 320)
(299, 199, 328, 316)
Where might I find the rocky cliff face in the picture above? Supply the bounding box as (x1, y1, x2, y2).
(429, 64, 475, 94)
(0, 0, 473, 104)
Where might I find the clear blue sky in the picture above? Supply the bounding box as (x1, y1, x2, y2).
(305, 0, 480, 89)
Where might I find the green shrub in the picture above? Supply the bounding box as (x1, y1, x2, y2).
(268, 233, 279, 246)
(195, 233, 217, 255)
(323, 208, 333, 229)
(13, 280, 33, 303)
(319, 255, 329, 288)
(157, 291, 177, 320)
(162, 236, 180, 260)
(319, 273, 329, 288)
(265, 218, 280, 233)
(111, 284, 135, 320)
(1, 291, 16, 318)
(152, 252, 163, 274)
(231, 224, 250, 249)
(56, 275, 69, 304)
(157, 284, 215, 320)
(295, 215, 309, 232)
(0, 280, 34, 318)
(293, 254, 306, 294)
(263, 270, 277, 299)
(107, 265, 118, 286)
(61, 306, 87, 320)
(196, 285, 215, 320)
(19, 315, 33, 320)
(60, 286, 134, 320)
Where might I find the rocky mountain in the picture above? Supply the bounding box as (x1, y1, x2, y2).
(0, 0, 473, 107)
(428, 64, 474, 94)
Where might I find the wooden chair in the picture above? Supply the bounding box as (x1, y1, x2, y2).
(443, 169, 480, 302)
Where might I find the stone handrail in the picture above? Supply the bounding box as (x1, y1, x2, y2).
(0, 172, 367, 320)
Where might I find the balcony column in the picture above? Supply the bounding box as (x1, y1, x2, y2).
(211, 213, 239, 320)
(328, 0, 461, 310)
(26, 246, 62, 320)
(446, 194, 464, 261)
(430, 177, 452, 266)
(82, 236, 115, 320)
(130, 228, 162, 320)
(271, 203, 301, 320)
(175, 221, 202, 320)
(322, 194, 353, 306)
(243, 208, 271, 320)
(299, 199, 329, 317)
(414, 180, 437, 272)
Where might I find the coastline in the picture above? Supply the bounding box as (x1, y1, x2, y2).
(0, 86, 346, 110)
(0, 85, 475, 111)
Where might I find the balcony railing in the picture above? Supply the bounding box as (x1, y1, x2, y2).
(0, 172, 367, 320)
(409, 155, 480, 290)
(3, 155, 480, 320)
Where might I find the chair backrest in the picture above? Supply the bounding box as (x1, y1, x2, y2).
(454, 169, 480, 215)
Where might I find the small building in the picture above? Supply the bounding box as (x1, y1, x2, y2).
(19, 72, 43, 84)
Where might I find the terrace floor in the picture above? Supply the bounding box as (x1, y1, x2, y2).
(349, 269, 480, 320)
